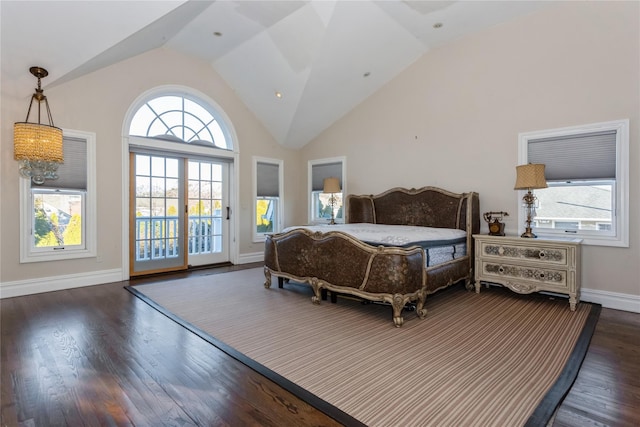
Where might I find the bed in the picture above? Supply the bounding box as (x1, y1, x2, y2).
(263, 186, 480, 326)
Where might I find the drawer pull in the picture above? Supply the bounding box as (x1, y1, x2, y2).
(498, 266, 505, 273)
(539, 251, 546, 259)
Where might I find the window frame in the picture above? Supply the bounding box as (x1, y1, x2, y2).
(30, 188, 86, 252)
(252, 157, 283, 242)
(129, 93, 233, 151)
(534, 179, 615, 236)
(20, 129, 97, 262)
(518, 119, 629, 247)
(308, 157, 346, 225)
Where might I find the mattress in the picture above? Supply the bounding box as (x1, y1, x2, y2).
(282, 223, 467, 267)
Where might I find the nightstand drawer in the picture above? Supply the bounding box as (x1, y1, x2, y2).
(479, 261, 568, 290)
(478, 241, 569, 266)
(473, 235, 581, 311)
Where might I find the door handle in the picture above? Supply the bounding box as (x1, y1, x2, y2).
(226, 206, 230, 220)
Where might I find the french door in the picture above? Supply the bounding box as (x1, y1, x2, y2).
(186, 159, 229, 266)
(130, 153, 229, 275)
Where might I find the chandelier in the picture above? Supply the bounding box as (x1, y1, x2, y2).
(14, 66, 63, 184)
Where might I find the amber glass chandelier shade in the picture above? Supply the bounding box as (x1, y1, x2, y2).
(13, 66, 64, 184)
(14, 122, 63, 162)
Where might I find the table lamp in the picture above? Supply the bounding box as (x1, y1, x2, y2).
(514, 163, 547, 238)
(323, 177, 341, 225)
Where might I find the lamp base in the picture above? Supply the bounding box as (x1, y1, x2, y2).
(521, 229, 537, 238)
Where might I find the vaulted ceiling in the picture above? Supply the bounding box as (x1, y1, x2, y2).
(1, 1, 551, 149)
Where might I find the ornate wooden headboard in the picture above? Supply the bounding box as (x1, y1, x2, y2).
(346, 186, 480, 234)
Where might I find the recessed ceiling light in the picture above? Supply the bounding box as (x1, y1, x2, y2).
(275, 91, 283, 99)
(213, 31, 223, 37)
(433, 22, 443, 29)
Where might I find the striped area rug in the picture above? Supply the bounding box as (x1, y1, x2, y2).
(129, 267, 599, 427)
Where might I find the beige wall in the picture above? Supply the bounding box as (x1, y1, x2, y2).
(0, 48, 301, 284)
(300, 2, 640, 299)
(1, 1, 638, 305)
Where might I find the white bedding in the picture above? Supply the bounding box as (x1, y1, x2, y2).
(282, 223, 466, 248)
(282, 223, 468, 267)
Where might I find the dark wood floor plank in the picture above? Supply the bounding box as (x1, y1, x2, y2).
(2, 264, 639, 427)
(553, 307, 640, 427)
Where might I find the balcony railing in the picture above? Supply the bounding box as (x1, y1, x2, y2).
(135, 216, 222, 261)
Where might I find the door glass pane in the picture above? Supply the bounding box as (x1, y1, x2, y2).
(136, 177, 150, 197)
(166, 158, 179, 178)
(166, 178, 179, 198)
(188, 160, 223, 256)
(188, 161, 200, 180)
(136, 155, 150, 175)
(201, 162, 211, 180)
(151, 157, 165, 176)
(134, 154, 183, 269)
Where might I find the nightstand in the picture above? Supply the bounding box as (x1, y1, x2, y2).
(473, 234, 582, 310)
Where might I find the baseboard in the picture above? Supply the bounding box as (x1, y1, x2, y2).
(2, 262, 636, 314)
(0, 268, 123, 299)
(581, 287, 640, 313)
(0, 253, 264, 298)
(237, 251, 263, 264)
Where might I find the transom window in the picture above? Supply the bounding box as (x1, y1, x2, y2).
(129, 95, 231, 150)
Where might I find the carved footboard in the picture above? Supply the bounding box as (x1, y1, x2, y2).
(349, 187, 480, 295)
(264, 229, 427, 327)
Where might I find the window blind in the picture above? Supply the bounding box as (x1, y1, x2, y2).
(528, 130, 616, 181)
(257, 162, 280, 197)
(35, 136, 87, 190)
(311, 162, 342, 191)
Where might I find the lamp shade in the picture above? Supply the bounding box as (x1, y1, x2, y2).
(514, 164, 547, 190)
(323, 177, 341, 193)
(14, 122, 64, 162)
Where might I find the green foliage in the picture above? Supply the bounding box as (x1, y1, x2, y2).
(256, 199, 272, 230)
(38, 231, 60, 247)
(189, 201, 208, 216)
(34, 206, 53, 246)
(257, 223, 273, 232)
(63, 214, 82, 245)
(47, 212, 64, 246)
(34, 205, 62, 246)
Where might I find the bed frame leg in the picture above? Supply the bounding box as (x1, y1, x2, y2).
(263, 266, 272, 289)
(309, 278, 323, 305)
(415, 292, 428, 319)
(465, 277, 475, 292)
(391, 294, 408, 327)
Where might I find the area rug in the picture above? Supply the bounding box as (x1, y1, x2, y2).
(127, 267, 600, 427)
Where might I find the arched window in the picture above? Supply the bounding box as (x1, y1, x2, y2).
(129, 94, 232, 150)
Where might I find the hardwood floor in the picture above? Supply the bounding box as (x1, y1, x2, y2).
(2, 264, 639, 427)
(553, 308, 640, 427)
